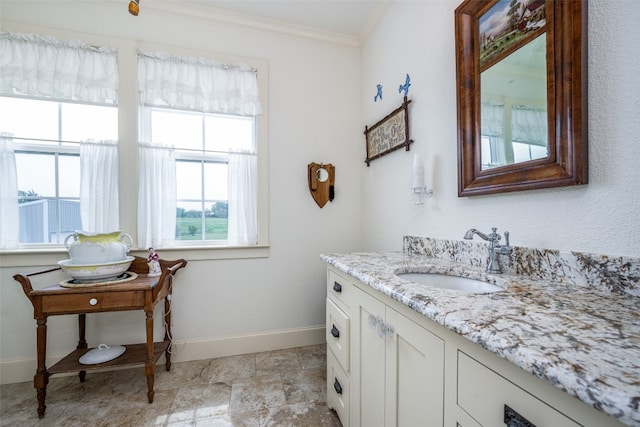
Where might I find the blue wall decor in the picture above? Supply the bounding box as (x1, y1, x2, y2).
(398, 74, 411, 97)
(374, 84, 383, 102)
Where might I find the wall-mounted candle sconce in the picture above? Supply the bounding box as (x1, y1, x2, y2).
(411, 154, 433, 205)
(128, 0, 140, 16)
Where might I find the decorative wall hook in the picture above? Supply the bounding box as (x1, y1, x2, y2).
(399, 74, 411, 97)
(374, 84, 383, 102)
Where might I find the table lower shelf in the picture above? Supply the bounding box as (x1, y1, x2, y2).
(48, 341, 170, 376)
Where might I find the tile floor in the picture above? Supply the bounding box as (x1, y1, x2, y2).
(0, 344, 342, 427)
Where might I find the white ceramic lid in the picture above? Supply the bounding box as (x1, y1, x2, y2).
(79, 344, 126, 365)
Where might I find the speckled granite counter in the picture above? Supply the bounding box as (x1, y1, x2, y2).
(321, 242, 640, 426)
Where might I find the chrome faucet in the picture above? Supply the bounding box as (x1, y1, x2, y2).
(464, 227, 512, 274)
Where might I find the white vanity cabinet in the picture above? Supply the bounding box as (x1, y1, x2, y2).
(350, 285, 445, 427)
(325, 266, 626, 427)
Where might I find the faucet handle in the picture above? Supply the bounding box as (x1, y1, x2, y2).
(496, 231, 512, 255)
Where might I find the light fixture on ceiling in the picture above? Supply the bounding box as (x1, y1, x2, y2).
(128, 0, 140, 16)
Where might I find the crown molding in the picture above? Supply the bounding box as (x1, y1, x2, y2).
(87, 0, 365, 48)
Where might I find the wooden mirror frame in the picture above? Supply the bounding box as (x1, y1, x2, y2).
(455, 0, 588, 197)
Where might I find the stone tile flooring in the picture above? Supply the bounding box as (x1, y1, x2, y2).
(0, 344, 342, 426)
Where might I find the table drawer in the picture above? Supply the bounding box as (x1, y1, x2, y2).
(457, 351, 580, 427)
(41, 290, 146, 314)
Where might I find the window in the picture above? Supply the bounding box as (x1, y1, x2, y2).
(0, 32, 119, 249)
(0, 96, 117, 244)
(480, 101, 547, 169)
(137, 50, 262, 248)
(141, 107, 255, 243)
(512, 140, 547, 163)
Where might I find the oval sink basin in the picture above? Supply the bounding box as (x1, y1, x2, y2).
(396, 273, 502, 293)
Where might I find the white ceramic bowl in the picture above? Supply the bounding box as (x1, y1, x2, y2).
(79, 344, 126, 365)
(58, 256, 135, 282)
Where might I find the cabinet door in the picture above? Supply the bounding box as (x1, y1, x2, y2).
(385, 307, 445, 427)
(351, 287, 387, 427)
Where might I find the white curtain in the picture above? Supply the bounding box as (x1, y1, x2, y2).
(228, 150, 258, 246)
(137, 143, 176, 249)
(512, 104, 548, 146)
(481, 101, 504, 137)
(481, 101, 506, 167)
(138, 50, 262, 115)
(0, 133, 19, 249)
(0, 32, 118, 103)
(80, 140, 119, 233)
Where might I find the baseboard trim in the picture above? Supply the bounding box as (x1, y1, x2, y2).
(0, 325, 326, 385)
(170, 325, 326, 362)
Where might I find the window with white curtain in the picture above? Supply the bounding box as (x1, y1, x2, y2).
(0, 32, 266, 252)
(0, 32, 118, 248)
(137, 50, 262, 248)
(480, 101, 548, 168)
(511, 104, 548, 163)
(141, 107, 255, 245)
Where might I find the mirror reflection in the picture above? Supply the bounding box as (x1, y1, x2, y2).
(316, 167, 329, 183)
(480, 34, 547, 169)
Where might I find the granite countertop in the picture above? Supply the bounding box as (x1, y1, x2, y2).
(321, 251, 640, 427)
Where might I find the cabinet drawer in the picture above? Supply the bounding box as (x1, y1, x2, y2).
(327, 268, 352, 309)
(41, 290, 145, 314)
(457, 351, 580, 427)
(327, 349, 350, 427)
(326, 298, 350, 372)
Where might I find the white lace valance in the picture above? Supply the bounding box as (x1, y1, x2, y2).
(0, 32, 118, 104)
(138, 50, 262, 116)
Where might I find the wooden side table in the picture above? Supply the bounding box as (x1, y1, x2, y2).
(13, 256, 187, 418)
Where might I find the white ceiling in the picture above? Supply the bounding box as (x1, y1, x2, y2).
(133, 0, 391, 45)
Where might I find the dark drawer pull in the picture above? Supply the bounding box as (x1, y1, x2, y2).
(504, 405, 536, 427)
(333, 281, 342, 292)
(331, 324, 340, 338)
(333, 378, 343, 394)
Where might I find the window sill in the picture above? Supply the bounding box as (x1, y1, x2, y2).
(0, 245, 269, 268)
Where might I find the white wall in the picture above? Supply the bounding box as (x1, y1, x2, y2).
(2, 0, 638, 384)
(0, 1, 363, 383)
(360, 0, 640, 258)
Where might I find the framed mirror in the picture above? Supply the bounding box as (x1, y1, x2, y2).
(455, 0, 587, 196)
